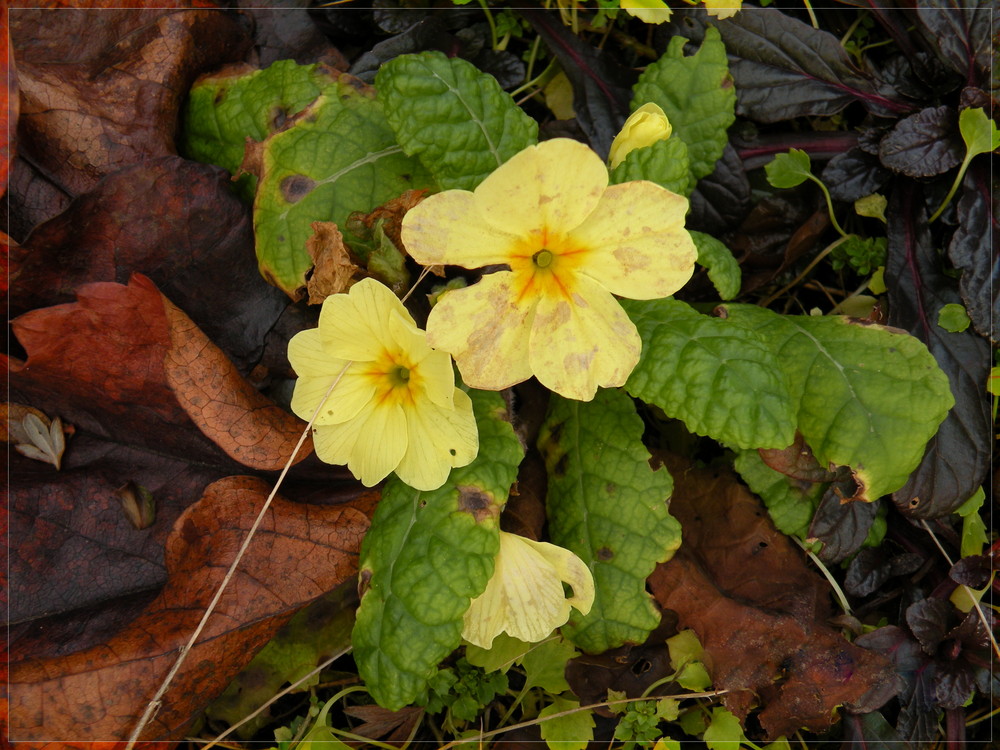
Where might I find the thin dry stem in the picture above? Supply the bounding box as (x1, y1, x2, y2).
(124, 362, 352, 748)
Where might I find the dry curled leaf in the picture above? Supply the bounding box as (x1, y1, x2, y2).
(6, 476, 374, 743)
(305, 220, 363, 304)
(648, 455, 896, 739)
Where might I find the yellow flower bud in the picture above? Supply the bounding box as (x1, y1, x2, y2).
(608, 102, 673, 170)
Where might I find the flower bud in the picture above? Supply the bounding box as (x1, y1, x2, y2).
(608, 102, 672, 170)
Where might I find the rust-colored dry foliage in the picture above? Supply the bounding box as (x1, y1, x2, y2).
(649, 455, 897, 739)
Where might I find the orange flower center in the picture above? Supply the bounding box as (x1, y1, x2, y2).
(362, 353, 418, 407)
(509, 232, 588, 304)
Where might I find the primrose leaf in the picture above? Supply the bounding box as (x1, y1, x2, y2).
(181, 60, 333, 201)
(520, 636, 578, 694)
(721, 305, 955, 502)
(733, 450, 822, 538)
(631, 26, 736, 183)
(959, 106, 1000, 158)
(955, 487, 987, 558)
(352, 390, 523, 710)
(539, 696, 594, 750)
(610, 136, 691, 196)
(252, 77, 433, 297)
(765, 148, 813, 188)
(538, 389, 680, 653)
(623, 298, 796, 450)
(691, 231, 741, 300)
(375, 51, 538, 190)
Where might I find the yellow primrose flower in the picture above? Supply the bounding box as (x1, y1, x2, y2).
(401, 138, 697, 401)
(462, 531, 595, 649)
(620, 0, 672, 24)
(609, 102, 673, 170)
(287, 278, 478, 491)
(702, 0, 741, 18)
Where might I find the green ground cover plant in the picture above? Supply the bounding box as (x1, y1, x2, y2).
(4, 2, 996, 748)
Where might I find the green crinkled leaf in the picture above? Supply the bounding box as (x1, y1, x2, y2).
(375, 51, 538, 190)
(352, 390, 523, 710)
(722, 305, 955, 501)
(610, 136, 691, 196)
(181, 60, 333, 201)
(538, 389, 680, 653)
(631, 27, 736, 183)
(732, 449, 822, 538)
(691, 231, 741, 300)
(623, 298, 796, 450)
(253, 78, 434, 297)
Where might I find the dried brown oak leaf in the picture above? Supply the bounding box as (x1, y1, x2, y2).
(8, 274, 309, 470)
(7, 475, 372, 743)
(648, 456, 896, 739)
(7, 156, 286, 371)
(9, 6, 250, 195)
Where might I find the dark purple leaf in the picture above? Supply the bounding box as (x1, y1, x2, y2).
(885, 184, 992, 518)
(913, 1, 997, 86)
(948, 555, 992, 589)
(821, 147, 892, 203)
(948, 164, 998, 344)
(808, 493, 879, 564)
(759, 431, 837, 483)
(846, 548, 892, 598)
(947, 606, 995, 651)
(840, 711, 910, 750)
(350, 16, 457, 83)
(856, 625, 939, 745)
(239, 3, 337, 67)
(875, 52, 951, 101)
(8, 157, 287, 372)
(714, 8, 912, 123)
(687, 143, 751, 233)
(889, 552, 924, 577)
(905, 598, 952, 654)
(878, 106, 963, 178)
(520, 8, 635, 159)
(935, 661, 976, 709)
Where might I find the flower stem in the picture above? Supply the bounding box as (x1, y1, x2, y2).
(477, 0, 499, 51)
(758, 235, 850, 309)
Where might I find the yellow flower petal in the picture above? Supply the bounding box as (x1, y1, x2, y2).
(319, 278, 414, 362)
(474, 139, 608, 243)
(401, 190, 518, 268)
(703, 0, 741, 19)
(620, 0, 672, 24)
(529, 275, 641, 401)
(349, 402, 408, 487)
(394, 387, 478, 491)
(570, 181, 697, 300)
(292, 367, 376, 427)
(426, 271, 535, 391)
(462, 532, 595, 649)
(609, 103, 672, 170)
(387, 310, 453, 409)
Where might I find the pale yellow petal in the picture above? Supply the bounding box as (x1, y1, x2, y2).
(394, 388, 478, 491)
(529, 276, 641, 401)
(462, 532, 591, 648)
(426, 271, 535, 391)
(519, 537, 595, 616)
(347, 401, 407, 486)
(401, 190, 519, 268)
(703, 0, 741, 19)
(569, 181, 697, 300)
(292, 367, 375, 426)
(319, 278, 412, 361)
(387, 310, 453, 408)
(288, 330, 369, 424)
(474, 139, 608, 241)
(620, 0, 672, 24)
(311, 417, 365, 468)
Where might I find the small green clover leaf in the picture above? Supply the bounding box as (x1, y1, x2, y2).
(930, 107, 999, 222)
(764, 148, 812, 188)
(937, 303, 972, 333)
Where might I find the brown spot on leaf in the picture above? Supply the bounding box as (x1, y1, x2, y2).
(358, 568, 373, 599)
(596, 547, 614, 561)
(280, 174, 316, 204)
(457, 485, 498, 524)
(552, 453, 569, 479)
